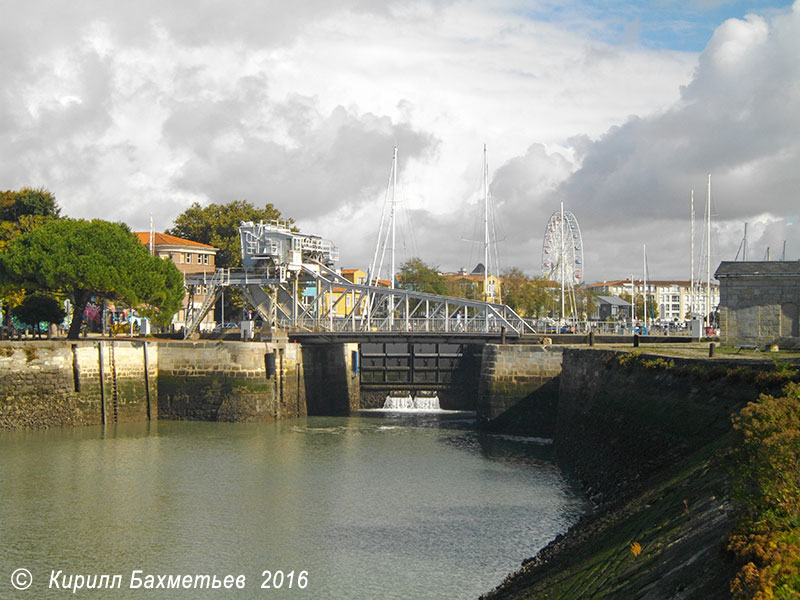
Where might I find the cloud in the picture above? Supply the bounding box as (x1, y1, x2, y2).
(6, 0, 794, 285)
(534, 3, 800, 277)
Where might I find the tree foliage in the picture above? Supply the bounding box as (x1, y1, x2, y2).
(1, 187, 62, 326)
(619, 292, 660, 321)
(0, 219, 184, 339)
(11, 293, 66, 336)
(398, 257, 446, 295)
(0, 187, 60, 222)
(168, 200, 291, 269)
(501, 268, 553, 317)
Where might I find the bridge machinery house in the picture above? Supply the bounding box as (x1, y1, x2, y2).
(715, 261, 800, 348)
(135, 232, 219, 331)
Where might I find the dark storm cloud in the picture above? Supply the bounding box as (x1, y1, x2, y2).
(169, 99, 440, 219)
(552, 10, 800, 227)
(451, 6, 800, 278)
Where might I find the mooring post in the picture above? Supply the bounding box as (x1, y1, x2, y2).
(633, 333, 639, 348)
(500, 326, 506, 345)
(709, 342, 716, 358)
(588, 331, 595, 346)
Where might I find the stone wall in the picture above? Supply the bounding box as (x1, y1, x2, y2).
(477, 344, 563, 436)
(556, 348, 775, 502)
(302, 343, 360, 415)
(157, 340, 306, 421)
(716, 261, 800, 348)
(0, 340, 156, 429)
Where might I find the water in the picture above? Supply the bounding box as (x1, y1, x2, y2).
(383, 393, 441, 410)
(0, 413, 586, 599)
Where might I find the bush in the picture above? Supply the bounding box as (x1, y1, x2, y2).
(728, 382, 800, 599)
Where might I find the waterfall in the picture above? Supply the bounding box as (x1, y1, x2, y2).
(383, 392, 440, 410)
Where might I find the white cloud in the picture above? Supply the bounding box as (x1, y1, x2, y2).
(539, 2, 800, 278)
(2, 0, 795, 284)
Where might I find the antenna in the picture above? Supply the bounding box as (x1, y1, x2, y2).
(149, 214, 155, 256)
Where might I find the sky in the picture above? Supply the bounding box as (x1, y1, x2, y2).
(1, 0, 798, 282)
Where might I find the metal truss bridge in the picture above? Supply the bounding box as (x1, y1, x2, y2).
(181, 220, 536, 339)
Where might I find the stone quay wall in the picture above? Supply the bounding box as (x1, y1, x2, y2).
(555, 348, 777, 502)
(0, 340, 156, 429)
(477, 344, 563, 437)
(157, 341, 307, 422)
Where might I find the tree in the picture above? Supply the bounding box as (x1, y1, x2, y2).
(168, 200, 291, 269)
(501, 268, 553, 318)
(398, 258, 446, 295)
(0, 187, 60, 222)
(619, 293, 660, 321)
(1, 188, 62, 327)
(0, 219, 184, 339)
(11, 293, 66, 338)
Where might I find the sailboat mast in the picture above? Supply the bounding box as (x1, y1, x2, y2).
(706, 174, 711, 326)
(643, 244, 648, 330)
(560, 201, 565, 322)
(690, 190, 694, 320)
(483, 144, 489, 302)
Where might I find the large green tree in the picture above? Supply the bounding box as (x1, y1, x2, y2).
(0, 219, 184, 339)
(397, 258, 447, 295)
(501, 268, 553, 318)
(168, 200, 291, 269)
(0, 187, 60, 223)
(1, 187, 62, 327)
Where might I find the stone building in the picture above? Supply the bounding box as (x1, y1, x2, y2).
(715, 261, 800, 348)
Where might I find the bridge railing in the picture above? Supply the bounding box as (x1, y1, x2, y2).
(276, 316, 514, 334)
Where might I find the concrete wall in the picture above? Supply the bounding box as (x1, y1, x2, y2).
(157, 340, 306, 421)
(477, 344, 562, 436)
(0, 340, 156, 429)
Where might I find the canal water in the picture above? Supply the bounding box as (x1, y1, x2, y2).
(0, 412, 586, 599)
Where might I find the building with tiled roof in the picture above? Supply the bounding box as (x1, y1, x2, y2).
(135, 231, 219, 331)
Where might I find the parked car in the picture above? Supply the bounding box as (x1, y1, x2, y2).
(212, 322, 239, 333)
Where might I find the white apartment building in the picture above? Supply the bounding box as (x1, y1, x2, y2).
(587, 279, 720, 322)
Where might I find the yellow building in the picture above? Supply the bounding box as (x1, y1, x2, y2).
(442, 264, 502, 303)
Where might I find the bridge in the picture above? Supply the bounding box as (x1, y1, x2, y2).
(181, 220, 536, 339)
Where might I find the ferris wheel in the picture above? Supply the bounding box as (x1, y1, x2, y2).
(541, 205, 584, 284)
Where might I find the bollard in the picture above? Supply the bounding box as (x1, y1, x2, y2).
(633, 333, 639, 348)
(588, 331, 595, 346)
(708, 342, 716, 358)
(500, 326, 506, 345)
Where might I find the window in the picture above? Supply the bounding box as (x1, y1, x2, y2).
(202, 254, 209, 264)
(185, 253, 192, 263)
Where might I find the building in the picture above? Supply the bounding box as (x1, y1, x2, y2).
(715, 261, 800, 348)
(441, 264, 502, 303)
(594, 296, 632, 320)
(587, 279, 719, 322)
(135, 232, 218, 331)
